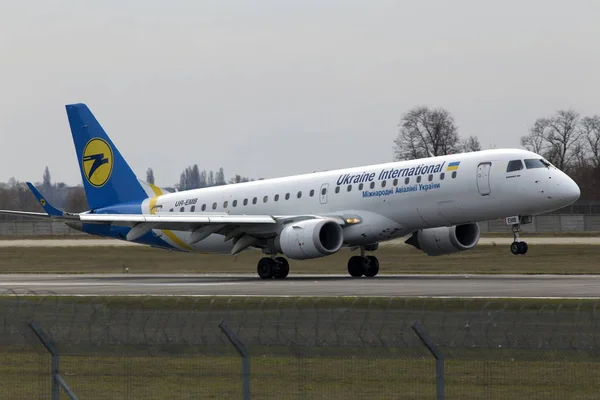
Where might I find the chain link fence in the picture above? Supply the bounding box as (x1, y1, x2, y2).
(2, 291, 600, 399)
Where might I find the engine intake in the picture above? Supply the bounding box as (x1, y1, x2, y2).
(405, 223, 480, 256)
(276, 219, 344, 260)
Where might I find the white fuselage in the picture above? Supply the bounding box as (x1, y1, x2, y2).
(141, 149, 580, 253)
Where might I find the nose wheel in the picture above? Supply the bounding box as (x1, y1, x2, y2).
(510, 224, 528, 255)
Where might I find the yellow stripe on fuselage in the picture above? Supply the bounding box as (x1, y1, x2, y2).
(148, 183, 193, 251)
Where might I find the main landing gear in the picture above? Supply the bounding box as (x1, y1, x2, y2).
(510, 223, 528, 255)
(257, 257, 290, 279)
(347, 246, 380, 278)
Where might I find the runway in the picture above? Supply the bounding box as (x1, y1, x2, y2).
(0, 237, 599, 247)
(2, 273, 600, 298)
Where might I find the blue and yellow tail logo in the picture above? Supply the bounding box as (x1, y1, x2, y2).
(82, 138, 113, 187)
(446, 161, 460, 171)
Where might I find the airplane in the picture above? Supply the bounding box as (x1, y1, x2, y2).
(0, 104, 581, 279)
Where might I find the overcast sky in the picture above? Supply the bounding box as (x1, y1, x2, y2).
(1, 0, 599, 186)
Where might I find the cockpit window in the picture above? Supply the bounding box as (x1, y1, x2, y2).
(507, 160, 524, 172)
(525, 159, 550, 169)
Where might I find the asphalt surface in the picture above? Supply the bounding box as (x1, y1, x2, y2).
(1, 237, 600, 247)
(2, 273, 600, 298)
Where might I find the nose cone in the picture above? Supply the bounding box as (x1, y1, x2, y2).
(560, 176, 580, 205)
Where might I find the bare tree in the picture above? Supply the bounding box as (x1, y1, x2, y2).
(228, 174, 251, 184)
(215, 167, 226, 186)
(65, 186, 89, 212)
(582, 115, 600, 168)
(521, 119, 547, 155)
(42, 166, 52, 192)
(545, 110, 583, 170)
(146, 168, 155, 185)
(520, 110, 584, 170)
(394, 106, 460, 160)
(461, 136, 482, 153)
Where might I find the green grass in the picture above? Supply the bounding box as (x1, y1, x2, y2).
(1, 350, 598, 399)
(1, 244, 600, 275)
(1, 295, 597, 312)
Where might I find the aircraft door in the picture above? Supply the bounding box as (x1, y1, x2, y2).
(319, 183, 329, 204)
(477, 162, 491, 196)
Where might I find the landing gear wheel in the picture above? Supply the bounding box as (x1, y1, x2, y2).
(518, 242, 528, 255)
(348, 256, 365, 278)
(510, 242, 521, 255)
(273, 257, 290, 279)
(510, 241, 529, 255)
(364, 256, 380, 277)
(257, 257, 275, 279)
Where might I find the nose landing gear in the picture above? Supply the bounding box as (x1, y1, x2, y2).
(510, 223, 528, 255)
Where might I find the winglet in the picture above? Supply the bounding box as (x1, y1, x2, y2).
(26, 182, 64, 217)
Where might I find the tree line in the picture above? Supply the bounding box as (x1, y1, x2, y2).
(393, 106, 600, 200)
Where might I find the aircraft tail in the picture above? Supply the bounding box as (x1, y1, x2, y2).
(66, 103, 148, 210)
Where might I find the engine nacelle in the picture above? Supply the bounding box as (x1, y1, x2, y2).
(276, 219, 344, 260)
(405, 223, 480, 256)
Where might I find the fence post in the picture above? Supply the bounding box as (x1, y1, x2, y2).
(29, 322, 79, 400)
(219, 319, 250, 400)
(412, 322, 444, 400)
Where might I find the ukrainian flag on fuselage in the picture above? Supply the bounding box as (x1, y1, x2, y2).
(446, 161, 460, 171)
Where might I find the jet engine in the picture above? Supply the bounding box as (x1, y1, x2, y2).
(275, 219, 344, 260)
(405, 223, 480, 256)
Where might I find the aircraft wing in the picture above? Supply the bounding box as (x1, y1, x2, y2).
(78, 212, 344, 254)
(79, 213, 277, 227)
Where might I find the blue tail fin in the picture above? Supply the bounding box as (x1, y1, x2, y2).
(66, 103, 147, 210)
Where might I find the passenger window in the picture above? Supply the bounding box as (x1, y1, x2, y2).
(233, 200, 237, 207)
(416, 176, 421, 183)
(347, 185, 352, 192)
(212, 202, 217, 210)
(428, 174, 433, 182)
(201, 204, 206, 211)
(191, 205, 195, 212)
(370, 182, 375, 189)
(405, 177, 410, 185)
(243, 199, 248, 206)
(335, 186, 340, 194)
(297, 191, 302, 198)
(359, 183, 363, 190)
(263, 196, 268, 203)
(275, 194, 279, 201)
(310, 189, 315, 197)
(440, 173, 445, 180)
(285, 193, 290, 200)
(321, 188, 326, 196)
(381, 181, 386, 188)
(452, 171, 457, 178)
(180, 207, 184, 212)
(252, 197, 257, 205)
(507, 160, 524, 172)
(393, 179, 398, 186)
(223, 201, 228, 208)
(169, 208, 173, 212)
